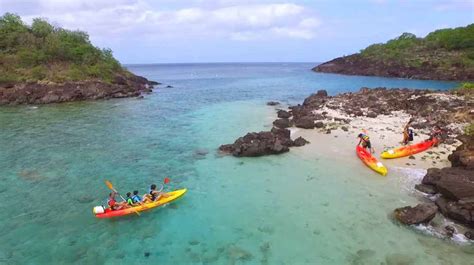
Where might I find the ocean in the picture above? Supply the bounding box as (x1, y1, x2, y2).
(0, 63, 472, 264)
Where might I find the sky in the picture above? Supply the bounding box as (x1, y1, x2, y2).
(1, 0, 473, 63)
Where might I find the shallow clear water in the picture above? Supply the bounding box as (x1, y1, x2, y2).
(0, 63, 472, 265)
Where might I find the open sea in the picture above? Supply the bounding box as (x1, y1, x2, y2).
(0, 63, 472, 264)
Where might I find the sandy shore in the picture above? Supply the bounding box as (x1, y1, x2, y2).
(288, 109, 460, 172)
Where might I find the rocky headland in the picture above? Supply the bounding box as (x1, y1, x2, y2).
(0, 13, 160, 105)
(313, 24, 474, 81)
(0, 74, 158, 105)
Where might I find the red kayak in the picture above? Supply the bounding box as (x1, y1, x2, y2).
(356, 145, 388, 176)
(381, 138, 438, 159)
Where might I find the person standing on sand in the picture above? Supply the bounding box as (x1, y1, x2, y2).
(358, 132, 375, 154)
(427, 125, 443, 146)
(402, 118, 415, 145)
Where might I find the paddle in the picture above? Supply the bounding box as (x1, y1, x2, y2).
(105, 180, 140, 216)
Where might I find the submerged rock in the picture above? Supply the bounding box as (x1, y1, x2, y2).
(266, 101, 280, 106)
(394, 203, 438, 225)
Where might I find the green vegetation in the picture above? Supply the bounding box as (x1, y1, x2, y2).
(464, 123, 474, 136)
(452, 82, 474, 98)
(360, 24, 474, 70)
(0, 13, 127, 83)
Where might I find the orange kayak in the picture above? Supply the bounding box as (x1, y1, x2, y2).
(356, 145, 388, 176)
(93, 189, 187, 218)
(381, 139, 438, 159)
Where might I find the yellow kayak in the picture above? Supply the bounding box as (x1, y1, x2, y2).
(93, 189, 187, 218)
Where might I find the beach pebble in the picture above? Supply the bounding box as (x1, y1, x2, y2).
(409, 155, 415, 160)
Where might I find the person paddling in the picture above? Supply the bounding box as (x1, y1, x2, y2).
(402, 118, 415, 145)
(358, 132, 375, 153)
(143, 184, 169, 203)
(107, 191, 126, 210)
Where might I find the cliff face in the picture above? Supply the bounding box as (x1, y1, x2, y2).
(313, 54, 474, 81)
(313, 24, 474, 81)
(0, 74, 157, 105)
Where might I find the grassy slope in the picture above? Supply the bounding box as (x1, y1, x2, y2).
(359, 25, 474, 72)
(0, 13, 131, 84)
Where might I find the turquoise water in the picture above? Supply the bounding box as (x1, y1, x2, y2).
(0, 63, 471, 265)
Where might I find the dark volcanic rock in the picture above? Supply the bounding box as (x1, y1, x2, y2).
(273, 118, 291, 129)
(312, 53, 474, 81)
(314, 121, 324, 128)
(277, 110, 291, 119)
(294, 116, 315, 129)
(293, 137, 309, 146)
(415, 184, 437, 194)
(0, 74, 155, 105)
(422, 167, 474, 201)
(436, 197, 474, 228)
(219, 127, 301, 157)
(465, 231, 474, 240)
(448, 135, 474, 168)
(394, 203, 438, 225)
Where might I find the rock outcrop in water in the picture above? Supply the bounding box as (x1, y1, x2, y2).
(394, 203, 438, 225)
(0, 75, 157, 105)
(219, 127, 308, 157)
(398, 135, 474, 232)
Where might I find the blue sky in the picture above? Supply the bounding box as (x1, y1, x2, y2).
(1, 0, 473, 63)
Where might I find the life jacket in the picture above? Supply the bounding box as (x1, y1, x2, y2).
(150, 189, 157, 201)
(107, 198, 116, 207)
(132, 194, 141, 203)
(126, 197, 133, 205)
(408, 127, 414, 141)
(360, 134, 370, 142)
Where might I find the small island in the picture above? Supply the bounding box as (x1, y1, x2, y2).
(314, 24, 474, 81)
(0, 13, 157, 105)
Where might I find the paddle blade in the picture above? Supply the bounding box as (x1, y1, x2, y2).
(164, 177, 170, 184)
(105, 180, 114, 190)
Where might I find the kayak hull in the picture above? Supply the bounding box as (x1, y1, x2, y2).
(381, 139, 438, 159)
(356, 146, 388, 176)
(94, 189, 187, 218)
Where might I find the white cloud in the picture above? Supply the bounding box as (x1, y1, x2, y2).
(2, 0, 321, 41)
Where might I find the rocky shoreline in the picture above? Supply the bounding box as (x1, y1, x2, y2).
(313, 53, 474, 81)
(0, 74, 159, 105)
(394, 135, 474, 240)
(220, 86, 473, 241)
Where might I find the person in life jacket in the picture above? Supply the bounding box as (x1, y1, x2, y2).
(358, 133, 375, 153)
(107, 191, 126, 210)
(402, 118, 415, 145)
(125, 192, 134, 207)
(131, 190, 143, 205)
(427, 125, 442, 146)
(143, 184, 170, 203)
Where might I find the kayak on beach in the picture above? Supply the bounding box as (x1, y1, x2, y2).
(356, 145, 388, 176)
(380, 138, 438, 159)
(93, 189, 187, 218)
